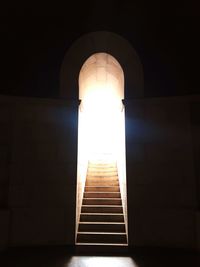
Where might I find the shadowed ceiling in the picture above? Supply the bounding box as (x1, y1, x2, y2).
(1, 1, 199, 98)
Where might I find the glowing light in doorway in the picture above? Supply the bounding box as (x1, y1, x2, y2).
(76, 53, 128, 244)
(78, 53, 124, 161)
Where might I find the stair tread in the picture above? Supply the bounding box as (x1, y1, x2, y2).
(84, 191, 120, 194)
(85, 186, 119, 187)
(87, 172, 117, 173)
(85, 187, 120, 192)
(85, 185, 119, 189)
(76, 243, 128, 246)
(87, 174, 118, 176)
(87, 170, 117, 172)
(87, 177, 118, 179)
(83, 199, 122, 204)
(83, 198, 121, 200)
(79, 222, 125, 224)
(82, 205, 122, 207)
(77, 232, 126, 235)
(81, 215, 124, 216)
(87, 176, 118, 177)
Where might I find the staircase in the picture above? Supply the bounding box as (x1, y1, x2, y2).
(76, 160, 128, 246)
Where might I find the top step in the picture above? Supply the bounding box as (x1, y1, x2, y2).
(88, 162, 116, 167)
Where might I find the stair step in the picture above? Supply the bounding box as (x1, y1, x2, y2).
(88, 163, 116, 168)
(76, 160, 128, 245)
(78, 222, 126, 232)
(88, 167, 117, 172)
(81, 205, 123, 213)
(76, 243, 128, 246)
(84, 192, 121, 198)
(87, 172, 118, 176)
(87, 173, 118, 180)
(80, 213, 124, 222)
(83, 198, 122, 205)
(85, 186, 120, 192)
(76, 232, 127, 244)
(86, 180, 119, 186)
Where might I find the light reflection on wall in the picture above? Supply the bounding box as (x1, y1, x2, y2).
(67, 256, 138, 267)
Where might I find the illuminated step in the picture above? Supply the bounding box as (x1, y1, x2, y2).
(77, 158, 127, 246)
(82, 198, 122, 205)
(87, 171, 118, 177)
(81, 205, 123, 213)
(78, 222, 126, 232)
(86, 175, 118, 179)
(85, 186, 120, 192)
(76, 243, 128, 246)
(84, 192, 121, 198)
(76, 232, 127, 244)
(88, 167, 117, 172)
(86, 180, 119, 186)
(80, 213, 124, 222)
(88, 163, 116, 168)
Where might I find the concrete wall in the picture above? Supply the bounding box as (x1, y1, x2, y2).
(126, 95, 200, 249)
(0, 99, 12, 250)
(0, 96, 78, 249)
(0, 94, 199, 250)
(190, 101, 200, 250)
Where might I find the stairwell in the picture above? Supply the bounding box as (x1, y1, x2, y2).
(76, 160, 128, 246)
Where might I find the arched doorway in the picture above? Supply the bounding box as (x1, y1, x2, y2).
(76, 53, 128, 246)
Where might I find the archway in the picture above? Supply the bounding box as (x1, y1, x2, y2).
(76, 53, 128, 246)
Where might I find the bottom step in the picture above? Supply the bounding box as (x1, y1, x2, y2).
(76, 243, 128, 246)
(77, 232, 127, 244)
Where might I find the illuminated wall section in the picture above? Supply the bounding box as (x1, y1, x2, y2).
(76, 53, 128, 242)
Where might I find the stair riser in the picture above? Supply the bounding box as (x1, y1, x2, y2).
(86, 181, 119, 186)
(88, 164, 116, 168)
(87, 176, 118, 181)
(77, 234, 127, 244)
(88, 168, 117, 172)
(87, 172, 118, 176)
(78, 223, 126, 232)
(81, 206, 123, 213)
(80, 214, 124, 222)
(85, 186, 120, 192)
(83, 199, 122, 205)
(84, 192, 121, 198)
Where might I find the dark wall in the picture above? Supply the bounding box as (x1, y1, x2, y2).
(0, 94, 200, 250)
(1, 16, 199, 98)
(0, 96, 78, 249)
(190, 102, 200, 250)
(190, 102, 200, 209)
(126, 96, 200, 248)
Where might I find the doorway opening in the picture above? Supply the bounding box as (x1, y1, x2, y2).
(76, 53, 128, 245)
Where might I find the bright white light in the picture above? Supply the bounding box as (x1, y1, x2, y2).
(78, 53, 124, 161)
(67, 256, 139, 267)
(80, 101, 122, 160)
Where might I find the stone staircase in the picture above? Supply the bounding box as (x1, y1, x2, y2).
(76, 160, 128, 246)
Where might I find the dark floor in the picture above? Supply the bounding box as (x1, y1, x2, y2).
(0, 246, 200, 267)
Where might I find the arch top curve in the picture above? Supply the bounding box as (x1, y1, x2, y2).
(79, 52, 124, 101)
(60, 31, 144, 99)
